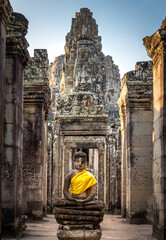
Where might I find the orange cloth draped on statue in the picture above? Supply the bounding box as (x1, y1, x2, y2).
(70, 169, 97, 195)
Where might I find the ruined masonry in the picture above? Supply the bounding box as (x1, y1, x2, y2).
(143, 17, 166, 240)
(49, 8, 121, 212)
(23, 49, 51, 219)
(1, 1, 30, 237)
(0, 0, 13, 235)
(1, 1, 166, 240)
(118, 61, 153, 223)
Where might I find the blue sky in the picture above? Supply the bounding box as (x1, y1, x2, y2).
(10, 0, 166, 77)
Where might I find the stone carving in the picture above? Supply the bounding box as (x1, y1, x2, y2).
(24, 49, 51, 117)
(6, 12, 30, 67)
(56, 92, 104, 116)
(23, 164, 42, 188)
(54, 151, 104, 239)
(48, 8, 121, 214)
(50, 8, 120, 122)
(2, 162, 14, 182)
(0, 0, 13, 25)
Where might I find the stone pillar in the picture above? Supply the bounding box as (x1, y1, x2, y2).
(2, 12, 29, 237)
(105, 137, 111, 211)
(143, 18, 166, 239)
(108, 136, 116, 212)
(118, 61, 153, 224)
(118, 105, 127, 217)
(0, 0, 12, 236)
(115, 128, 121, 213)
(23, 49, 51, 219)
(47, 122, 54, 211)
(98, 144, 105, 202)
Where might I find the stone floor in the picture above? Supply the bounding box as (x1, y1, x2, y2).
(2, 214, 157, 240)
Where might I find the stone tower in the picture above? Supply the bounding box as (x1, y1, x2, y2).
(49, 8, 121, 211)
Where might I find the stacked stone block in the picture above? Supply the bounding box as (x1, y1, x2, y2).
(1, 9, 29, 238)
(54, 199, 105, 240)
(0, 0, 12, 236)
(118, 61, 153, 223)
(49, 8, 121, 211)
(143, 17, 166, 240)
(23, 49, 51, 219)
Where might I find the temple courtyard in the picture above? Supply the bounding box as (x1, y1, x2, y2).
(2, 214, 156, 240)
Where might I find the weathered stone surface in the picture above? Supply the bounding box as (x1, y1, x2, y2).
(143, 18, 166, 240)
(53, 207, 104, 216)
(23, 49, 51, 219)
(118, 61, 153, 224)
(54, 199, 105, 209)
(0, 1, 12, 237)
(57, 229, 101, 240)
(48, 8, 121, 212)
(2, 10, 29, 238)
(54, 199, 104, 239)
(6, 12, 29, 66)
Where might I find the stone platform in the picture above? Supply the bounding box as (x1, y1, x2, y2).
(57, 228, 101, 240)
(53, 199, 104, 240)
(2, 214, 157, 240)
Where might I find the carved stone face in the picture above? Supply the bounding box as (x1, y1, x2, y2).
(74, 157, 87, 170)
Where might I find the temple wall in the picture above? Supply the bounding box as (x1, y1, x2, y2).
(143, 19, 166, 239)
(0, 1, 12, 236)
(23, 49, 51, 219)
(118, 61, 153, 224)
(2, 11, 29, 237)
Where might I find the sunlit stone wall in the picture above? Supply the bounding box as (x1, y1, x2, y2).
(118, 61, 153, 223)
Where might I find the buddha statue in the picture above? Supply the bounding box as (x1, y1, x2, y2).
(53, 151, 105, 240)
(63, 151, 97, 203)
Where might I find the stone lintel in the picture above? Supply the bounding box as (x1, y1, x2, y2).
(0, 0, 13, 26)
(125, 98, 152, 111)
(6, 12, 30, 67)
(59, 115, 108, 122)
(143, 20, 166, 66)
(59, 115, 108, 135)
(60, 130, 108, 136)
(24, 85, 51, 114)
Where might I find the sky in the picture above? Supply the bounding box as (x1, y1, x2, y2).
(9, 0, 166, 78)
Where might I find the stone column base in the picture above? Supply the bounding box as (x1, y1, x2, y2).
(57, 227, 101, 240)
(152, 225, 166, 240)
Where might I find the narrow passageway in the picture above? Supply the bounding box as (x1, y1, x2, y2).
(2, 214, 156, 240)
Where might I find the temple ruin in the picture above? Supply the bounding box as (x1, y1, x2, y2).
(0, 0, 166, 239)
(48, 8, 121, 212)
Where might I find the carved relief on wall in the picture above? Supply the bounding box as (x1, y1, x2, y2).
(23, 163, 42, 188)
(56, 92, 104, 117)
(2, 162, 14, 183)
(64, 136, 105, 144)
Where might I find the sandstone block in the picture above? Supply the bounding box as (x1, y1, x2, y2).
(57, 229, 101, 240)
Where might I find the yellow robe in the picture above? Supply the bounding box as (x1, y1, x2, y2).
(70, 169, 97, 195)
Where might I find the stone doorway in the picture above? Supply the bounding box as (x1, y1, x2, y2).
(59, 135, 106, 203)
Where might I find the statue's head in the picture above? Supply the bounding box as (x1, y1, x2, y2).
(73, 151, 87, 170)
